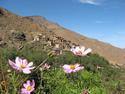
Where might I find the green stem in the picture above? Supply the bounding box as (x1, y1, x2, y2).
(34, 57, 49, 71)
(19, 57, 49, 87)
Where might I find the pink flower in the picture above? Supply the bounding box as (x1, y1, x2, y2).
(63, 64, 84, 73)
(43, 63, 50, 69)
(40, 63, 51, 71)
(8, 57, 35, 74)
(71, 46, 92, 56)
(21, 80, 35, 94)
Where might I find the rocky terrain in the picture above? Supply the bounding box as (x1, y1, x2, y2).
(0, 7, 125, 65)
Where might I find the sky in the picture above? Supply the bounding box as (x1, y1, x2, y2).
(0, 0, 125, 48)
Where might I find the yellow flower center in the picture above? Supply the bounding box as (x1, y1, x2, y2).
(70, 65, 75, 70)
(20, 64, 26, 69)
(26, 86, 32, 91)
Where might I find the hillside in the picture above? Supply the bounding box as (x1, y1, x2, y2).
(1, 7, 125, 94)
(0, 7, 125, 65)
(28, 16, 125, 65)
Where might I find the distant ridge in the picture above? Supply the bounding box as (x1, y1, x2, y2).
(0, 7, 125, 65)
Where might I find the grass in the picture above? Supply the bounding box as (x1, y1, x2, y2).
(0, 46, 125, 94)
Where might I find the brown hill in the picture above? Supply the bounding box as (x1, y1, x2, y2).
(28, 16, 125, 65)
(0, 7, 75, 50)
(0, 7, 125, 65)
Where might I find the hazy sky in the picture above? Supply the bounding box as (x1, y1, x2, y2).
(0, 0, 125, 48)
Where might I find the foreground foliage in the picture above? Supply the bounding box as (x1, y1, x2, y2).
(0, 47, 125, 94)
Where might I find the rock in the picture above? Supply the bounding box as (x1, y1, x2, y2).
(47, 41, 52, 46)
(11, 30, 26, 41)
(0, 40, 6, 47)
(33, 36, 40, 42)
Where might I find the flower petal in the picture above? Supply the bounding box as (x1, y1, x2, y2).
(74, 64, 80, 68)
(23, 83, 28, 88)
(26, 80, 31, 85)
(31, 80, 35, 87)
(73, 66, 84, 72)
(22, 59, 28, 65)
(80, 46, 85, 52)
(21, 88, 27, 93)
(22, 69, 31, 74)
(83, 48, 92, 56)
(28, 66, 35, 70)
(8, 60, 18, 70)
(15, 57, 22, 67)
(75, 46, 80, 51)
(26, 92, 31, 94)
(64, 69, 72, 73)
(28, 62, 33, 67)
(63, 65, 70, 70)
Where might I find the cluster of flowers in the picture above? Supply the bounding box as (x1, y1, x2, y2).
(8, 57, 35, 94)
(63, 46, 92, 74)
(8, 46, 92, 94)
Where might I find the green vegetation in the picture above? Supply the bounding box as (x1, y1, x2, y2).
(0, 47, 125, 94)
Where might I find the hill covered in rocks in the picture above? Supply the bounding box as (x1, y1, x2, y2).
(0, 7, 125, 65)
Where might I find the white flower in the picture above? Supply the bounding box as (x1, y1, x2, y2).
(71, 46, 92, 56)
(8, 57, 35, 74)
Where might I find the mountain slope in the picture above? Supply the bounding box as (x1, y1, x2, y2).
(28, 16, 125, 65)
(0, 8, 75, 50)
(0, 7, 125, 65)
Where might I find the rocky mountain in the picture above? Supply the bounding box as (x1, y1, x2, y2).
(0, 7, 125, 65)
(27, 16, 125, 65)
(0, 7, 76, 51)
